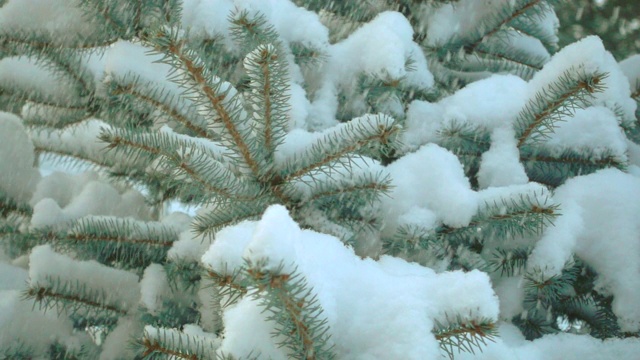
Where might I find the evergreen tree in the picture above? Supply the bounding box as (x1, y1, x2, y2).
(0, 0, 639, 359)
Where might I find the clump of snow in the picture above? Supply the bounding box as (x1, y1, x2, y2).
(478, 127, 529, 189)
(0, 112, 41, 203)
(182, 0, 329, 52)
(456, 323, 640, 359)
(0, 57, 78, 104)
(203, 205, 498, 359)
(30, 173, 150, 228)
(543, 106, 628, 161)
(382, 144, 478, 235)
(528, 169, 640, 331)
(619, 54, 640, 92)
(330, 12, 432, 87)
(99, 318, 140, 360)
(139, 264, 170, 315)
(0, 0, 97, 41)
(0, 290, 80, 356)
(29, 245, 141, 311)
(424, 0, 555, 58)
(527, 36, 637, 126)
(0, 261, 27, 291)
(307, 11, 433, 127)
(201, 220, 257, 275)
(402, 74, 529, 152)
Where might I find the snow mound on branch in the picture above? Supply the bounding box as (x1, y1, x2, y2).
(382, 144, 478, 235)
(528, 36, 636, 126)
(202, 205, 499, 359)
(30, 171, 150, 228)
(528, 169, 640, 332)
(620, 55, 640, 91)
(455, 323, 640, 359)
(0, 112, 41, 203)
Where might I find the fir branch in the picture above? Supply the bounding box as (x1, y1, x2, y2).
(437, 121, 491, 177)
(471, 45, 545, 75)
(21, 103, 89, 128)
(142, 28, 260, 175)
(280, 114, 399, 181)
(383, 224, 437, 256)
(103, 128, 256, 203)
(434, 317, 497, 359)
(193, 198, 272, 238)
(33, 145, 114, 171)
(37, 216, 178, 269)
(139, 327, 220, 360)
(0, 31, 117, 51)
(206, 268, 248, 308)
(301, 171, 392, 208)
(523, 264, 580, 311)
(438, 194, 557, 247)
(165, 259, 203, 293)
(230, 11, 280, 51)
(515, 70, 607, 147)
(290, 42, 327, 68)
(243, 43, 290, 171)
(521, 146, 625, 187)
(25, 277, 127, 324)
(632, 89, 640, 102)
(490, 247, 531, 276)
(466, 0, 545, 53)
(246, 262, 334, 360)
(110, 82, 211, 139)
(0, 191, 32, 218)
(512, 309, 559, 340)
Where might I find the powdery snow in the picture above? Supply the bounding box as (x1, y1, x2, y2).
(527, 36, 637, 126)
(203, 205, 499, 359)
(0, 112, 41, 203)
(478, 126, 529, 189)
(30, 173, 151, 228)
(29, 245, 141, 313)
(382, 143, 478, 235)
(528, 169, 640, 331)
(402, 74, 529, 152)
(619, 54, 640, 93)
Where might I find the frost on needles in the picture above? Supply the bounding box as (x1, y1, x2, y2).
(0, 0, 639, 359)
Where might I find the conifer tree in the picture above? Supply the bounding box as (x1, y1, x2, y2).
(0, 0, 639, 359)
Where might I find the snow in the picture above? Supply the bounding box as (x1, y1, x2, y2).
(143, 325, 220, 355)
(402, 74, 529, 152)
(382, 144, 477, 235)
(0, 290, 79, 356)
(0, 57, 77, 103)
(1, 0, 639, 358)
(29, 245, 141, 312)
(527, 36, 637, 126)
(204, 205, 499, 359)
(139, 264, 171, 315)
(453, 323, 640, 360)
(307, 11, 434, 128)
(528, 169, 640, 331)
(0, 0, 94, 40)
(478, 126, 529, 189)
(0, 261, 27, 291)
(619, 54, 640, 92)
(182, 0, 329, 52)
(0, 112, 41, 203)
(30, 173, 150, 228)
(543, 106, 628, 161)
